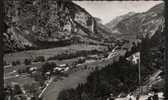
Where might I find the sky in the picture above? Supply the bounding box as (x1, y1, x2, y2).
(73, 1, 163, 24)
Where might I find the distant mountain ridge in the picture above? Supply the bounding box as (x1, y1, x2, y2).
(3, 1, 164, 53)
(105, 3, 164, 40)
(105, 12, 136, 33)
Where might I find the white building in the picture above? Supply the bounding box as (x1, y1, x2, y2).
(59, 64, 67, 67)
(29, 67, 37, 72)
(126, 52, 140, 64)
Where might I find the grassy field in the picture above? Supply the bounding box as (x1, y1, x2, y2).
(42, 56, 121, 100)
(4, 74, 36, 86)
(4, 44, 106, 64)
(4, 44, 107, 92)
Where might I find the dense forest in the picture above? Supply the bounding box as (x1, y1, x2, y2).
(57, 58, 152, 100)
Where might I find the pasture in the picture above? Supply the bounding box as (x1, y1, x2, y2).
(4, 44, 106, 64)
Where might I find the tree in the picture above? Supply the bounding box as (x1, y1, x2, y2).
(33, 72, 45, 86)
(24, 59, 31, 65)
(3, 61, 7, 66)
(12, 61, 17, 66)
(163, 2, 168, 98)
(15, 60, 21, 65)
(131, 42, 137, 53)
(33, 56, 45, 62)
(58, 89, 77, 100)
(13, 84, 22, 95)
(81, 92, 90, 100)
(40, 62, 56, 75)
(24, 83, 39, 99)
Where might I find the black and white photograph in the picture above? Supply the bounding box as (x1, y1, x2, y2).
(2, 0, 166, 100)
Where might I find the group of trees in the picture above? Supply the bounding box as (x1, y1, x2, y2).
(40, 62, 57, 75)
(125, 36, 162, 73)
(4, 84, 24, 100)
(24, 59, 32, 65)
(48, 49, 103, 61)
(11, 56, 45, 67)
(72, 57, 86, 66)
(11, 58, 31, 66)
(12, 60, 21, 66)
(17, 61, 56, 84)
(23, 82, 40, 99)
(33, 56, 45, 62)
(17, 62, 58, 100)
(124, 41, 140, 58)
(17, 67, 30, 74)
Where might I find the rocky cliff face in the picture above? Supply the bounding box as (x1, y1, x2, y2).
(4, 0, 112, 53)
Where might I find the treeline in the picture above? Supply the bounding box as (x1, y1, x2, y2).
(48, 49, 104, 61)
(6, 56, 45, 66)
(57, 58, 151, 100)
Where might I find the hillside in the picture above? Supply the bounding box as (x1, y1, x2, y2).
(3, 0, 113, 53)
(105, 12, 136, 34)
(106, 3, 164, 40)
(57, 3, 165, 100)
